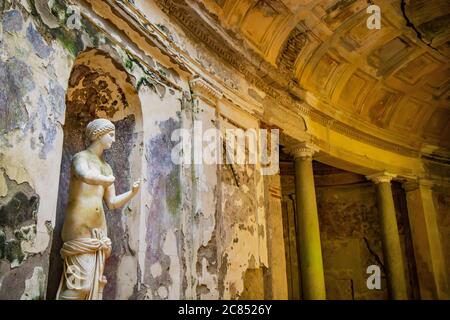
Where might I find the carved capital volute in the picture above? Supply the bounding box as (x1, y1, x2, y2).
(366, 171, 397, 184)
(284, 142, 319, 160)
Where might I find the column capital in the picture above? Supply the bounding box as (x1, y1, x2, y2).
(366, 171, 397, 184)
(284, 142, 319, 160)
(189, 76, 223, 104)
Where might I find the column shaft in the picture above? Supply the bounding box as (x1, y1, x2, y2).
(404, 182, 449, 299)
(294, 157, 326, 300)
(375, 181, 408, 299)
(264, 174, 289, 299)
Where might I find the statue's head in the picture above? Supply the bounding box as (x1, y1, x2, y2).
(86, 118, 115, 149)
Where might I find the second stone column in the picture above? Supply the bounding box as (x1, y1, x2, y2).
(288, 142, 326, 300)
(367, 172, 408, 300)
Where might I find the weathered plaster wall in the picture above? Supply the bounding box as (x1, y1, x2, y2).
(1, 0, 71, 299)
(316, 183, 388, 300)
(219, 123, 263, 300)
(139, 90, 184, 300)
(0, 0, 271, 300)
(79, 0, 273, 300)
(217, 105, 269, 300)
(1, 0, 187, 300)
(184, 84, 269, 300)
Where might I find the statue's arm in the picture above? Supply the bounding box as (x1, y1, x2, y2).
(104, 181, 140, 210)
(72, 155, 115, 187)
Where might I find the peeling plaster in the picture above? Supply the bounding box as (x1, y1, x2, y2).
(150, 262, 163, 278)
(3, 10, 24, 33)
(20, 266, 45, 300)
(162, 229, 181, 300)
(26, 23, 53, 59)
(0, 171, 8, 198)
(0, 170, 39, 269)
(1, 0, 274, 301)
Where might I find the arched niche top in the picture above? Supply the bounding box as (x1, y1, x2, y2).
(67, 48, 142, 133)
(298, 115, 307, 132)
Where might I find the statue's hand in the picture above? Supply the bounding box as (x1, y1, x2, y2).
(103, 175, 115, 187)
(131, 180, 140, 195)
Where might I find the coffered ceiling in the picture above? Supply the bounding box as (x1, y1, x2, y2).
(156, 0, 450, 153)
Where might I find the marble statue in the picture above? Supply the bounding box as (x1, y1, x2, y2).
(56, 118, 140, 300)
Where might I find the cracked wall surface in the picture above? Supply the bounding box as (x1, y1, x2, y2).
(1, 0, 188, 299)
(1, 0, 70, 299)
(183, 88, 269, 300)
(316, 183, 390, 300)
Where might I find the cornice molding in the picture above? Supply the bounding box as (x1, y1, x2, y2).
(189, 76, 223, 105)
(150, 0, 427, 158)
(102, 0, 443, 160)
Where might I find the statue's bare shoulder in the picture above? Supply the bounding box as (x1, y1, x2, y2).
(72, 150, 113, 176)
(72, 150, 93, 163)
(72, 150, 91, 166)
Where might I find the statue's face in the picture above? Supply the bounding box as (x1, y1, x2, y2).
(98, 130, 116, 149)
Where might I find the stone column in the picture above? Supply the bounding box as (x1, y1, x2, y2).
(263, 173, 289, 299)
(287, 142, 326, 300)
(367, 172, 408, 300)
(403, 179, 448, 299)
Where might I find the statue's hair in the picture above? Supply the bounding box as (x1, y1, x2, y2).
(86, 118, 115, 141)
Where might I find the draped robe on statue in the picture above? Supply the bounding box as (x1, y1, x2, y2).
(56, 228, 112, 300)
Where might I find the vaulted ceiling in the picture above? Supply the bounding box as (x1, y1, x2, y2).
(157, 0, 450, 153)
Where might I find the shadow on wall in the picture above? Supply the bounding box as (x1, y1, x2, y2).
(46, 48, 143, 300)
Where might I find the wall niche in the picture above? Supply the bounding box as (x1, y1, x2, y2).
(47, 48, 143, 300)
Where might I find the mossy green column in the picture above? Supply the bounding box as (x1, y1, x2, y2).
(290, 143, 326, 300)
(367, 172, 408, 300)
